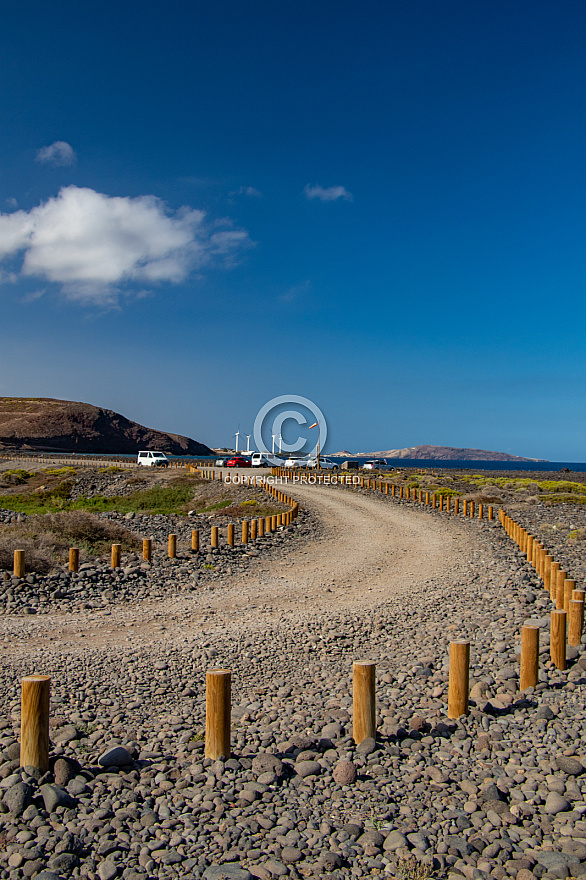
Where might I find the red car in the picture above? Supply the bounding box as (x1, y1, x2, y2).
(226, 456, 251, 468)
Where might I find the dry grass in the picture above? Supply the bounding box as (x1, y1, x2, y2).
(0, 511, 140, 573)
(395, 856, 437, 880)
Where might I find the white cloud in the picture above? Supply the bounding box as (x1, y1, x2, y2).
(234, 185, 262, 198)
(5, 197, 18, 210)
(35, 141, 77, 166)
(0, 185, 250, 305)
(303, 184, 353, 202)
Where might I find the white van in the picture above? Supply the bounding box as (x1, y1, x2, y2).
(137, 451, 169, 467)
(251, 451, 281, 467)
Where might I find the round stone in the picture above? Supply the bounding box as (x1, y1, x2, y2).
(333, 760, 357, 785)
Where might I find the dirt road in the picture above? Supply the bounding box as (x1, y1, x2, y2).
(1, 483, 477, 655)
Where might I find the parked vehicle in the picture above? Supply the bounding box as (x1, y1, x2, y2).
(284, 456, 308, 468)
(362, 459, 389, 470)
(215, 457, 230, 467)
(137, 451, 169, 467)
(251, 452, 282, 467)
(305, 456, 339, 470)
(226, 456, 251, 468)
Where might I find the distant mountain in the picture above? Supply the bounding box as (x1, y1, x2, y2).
(0, 397, 213, 456)
(332, 444, 546, 462)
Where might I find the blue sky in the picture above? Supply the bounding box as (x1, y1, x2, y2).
(1, 1, 586, 460)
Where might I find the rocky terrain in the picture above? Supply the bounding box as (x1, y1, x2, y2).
(0, 473, 585, 880)
(0, 398, 212, 456)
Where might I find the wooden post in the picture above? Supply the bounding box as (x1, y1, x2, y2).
(271, 515, 277, 531)
(462, 500, 468, 516)
(13, 550, 25, 578)
(68, 548, 79, 572)
(20, 675, 50, 773)
(439, 494, 443, 511)
(392, 484, 396, 497)
(211, 526, 219, 549)
(543, 555, 553, 593)
(266, 516, 273, 533)
(549, 561, 560, 601)
(251, 519, 258, 540)
(454, 497, 459, 514)
(488, 506, 494, 520)
(526, 534, 534, 562)
(242, 520, 249, 544)
(142, 538, 152, 562)
(521, 528, 528, 552)
(520, 625, 539, 690)
(191, 529, 199, 552)
(551, 609, 566, 670)
(227, 524, 234, 547)
(447, 640, 470, 719)
(564, 579, 576, 615)
(353, 660, 376, 744)
(568, 600, 584, 647)
(168, 533, 177, 558)
(446, 495, 451, 512)
(469, 501, 475, 518)
(111, 544, 121, 568)
(478, 503, 483, 520)
(556, 570, 568, 609)
(432, 493, 437, 508)
(205, 669, 231, 760)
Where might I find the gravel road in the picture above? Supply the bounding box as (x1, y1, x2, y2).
(1, 483, 470, 653)
(1, 483, 585, 880)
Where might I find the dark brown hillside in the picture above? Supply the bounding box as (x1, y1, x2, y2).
(0, 397, 213, 455)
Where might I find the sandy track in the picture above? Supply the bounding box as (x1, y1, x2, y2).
(1, 485, 475, 655)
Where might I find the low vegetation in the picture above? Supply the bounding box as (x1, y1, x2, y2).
(0, 466, 287, 517)
(371, 469, 586, 506)
(0, 511, 140, 574)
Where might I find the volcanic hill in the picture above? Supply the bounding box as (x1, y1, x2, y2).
(0, 397, 213, 456)
(333, 444, 545, 461)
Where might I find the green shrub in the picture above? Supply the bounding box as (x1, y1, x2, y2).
(70, 483, 197, 515)
(201, 500, 233, 512)
(3, 469, 34, 483)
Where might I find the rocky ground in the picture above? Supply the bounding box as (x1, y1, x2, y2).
(0, 476, 585, 880)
